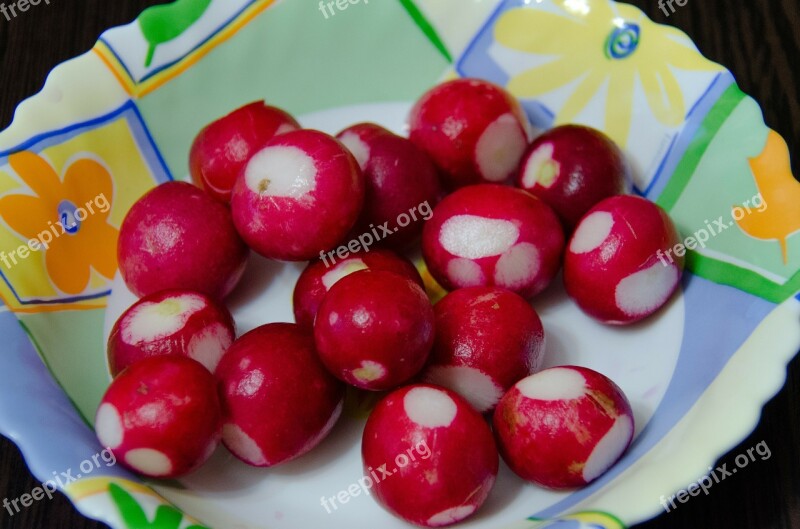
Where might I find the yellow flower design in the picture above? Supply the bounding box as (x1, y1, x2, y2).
(0, 152, 118, 295)
(494, 0, 722, 146)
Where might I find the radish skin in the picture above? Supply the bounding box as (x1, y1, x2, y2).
(517, 124, 629, 229)
(422, 184, 564, 298)
(108, 289, 235, 376)
(337, 123, 440, 249)
(362, 384, 498, 526)
(95, 356, 223, 478)
(293, 249, 423, 330)
(493, 365, 634, 489)
(215, 323, 345, 467)
(564, 195, 684, 324)
(117, 181, 249, 300)
(230, 129, 365, 261)
(190, 101, 300, 203)
(409, 78, 530, 189)
(422, 286, 545, 412)
(314, 270, 434, 391)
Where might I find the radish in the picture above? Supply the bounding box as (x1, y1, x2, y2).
(118, 181, 249, 299)
(107, 289, 235, 377)
(190, 101, 301, 203)
(336, 122, 440, 249)
(95, 356, 222, 478)
(230, 129, 365, 261)
(422, 286, 544, 413)
(215, 323, 344, 467)
(564, 195, 684, 324)
(314, 270, 434, 391)
(408, 78, 530, 189)
(293, 249, 423, 330)
(517, 124, 629, 229)
(493, 366, 634, 489)
(422, 184, 564, 298)
(362, 384, 498, 527)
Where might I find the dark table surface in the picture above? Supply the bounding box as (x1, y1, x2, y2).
(0, 1, 798, 528)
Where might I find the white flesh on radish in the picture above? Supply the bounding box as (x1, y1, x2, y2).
(615, 262, 680, 317)
(96, 403, 124, 449)
(223, 423, 268, 466)
(404, 387, 457, 428)
(337, 132, 371, 169)
(244, 146, 317, 198)
(427, 505, 477, 527)
(187, 322, 233, 372)
(424, 365, 503, 413)
(446, 258, 485, 287)
(516, 367, 587, 401)
(474, 113, 528, 182)
(122, 294, 206, 345)
(494, 243, 540, 290)
(521, 143, 559, 188)
(125, 448, 173, 477)
(440, 215, 519, 259)
(321, 259, 368, 289)
(582, 414, 634, 482)
(570, 211, 615, 254)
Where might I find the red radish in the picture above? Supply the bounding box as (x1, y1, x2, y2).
(314, 270, 434, 391)
(230, 129, 365, 261)
(215, 323, 344, 467)
(293, 249, 423, 330)
(95, 356, 222, 478)
(118, 181, 249, 299)
(190, 101, 301, 202)
(422, 184, 564, 298)
(493, 366, 634, 489)
(422, 286, 544, 413)
(336, 123, 440, 249)
(564, 195, 684, 324)
(517, 124, 629, 229)
(362, 384, 498, 527)
(408, 78, 530, 189)
(107, 290, 235, 377)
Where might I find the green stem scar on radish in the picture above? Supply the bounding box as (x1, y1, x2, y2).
(522, 144, 560, 188)
(139, 0, 212, 67)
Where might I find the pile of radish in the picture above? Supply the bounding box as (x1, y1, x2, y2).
(99, 77, 686, 527)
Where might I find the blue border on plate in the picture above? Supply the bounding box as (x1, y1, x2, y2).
(644, 72, 734, 200)
(0, 306, 132, 491)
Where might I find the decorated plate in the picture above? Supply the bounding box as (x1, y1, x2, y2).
(0, 1, 798, 528)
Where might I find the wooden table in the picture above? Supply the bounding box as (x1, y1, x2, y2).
(0, 1, 797, 527)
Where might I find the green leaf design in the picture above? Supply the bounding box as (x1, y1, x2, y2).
(109, 483, 211, 529)
(397, 0, 452, 63)
(138, 0, 213, 67)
